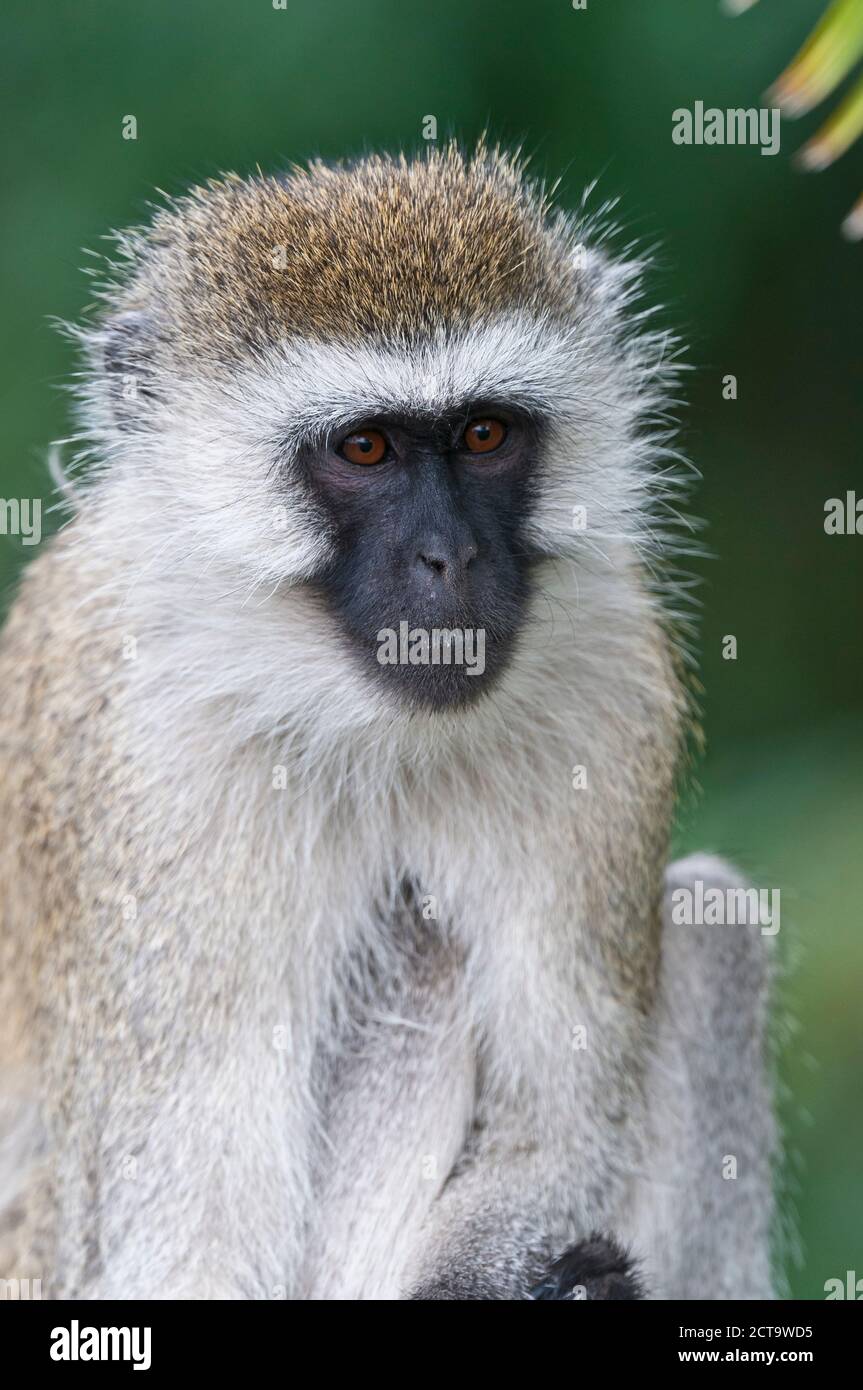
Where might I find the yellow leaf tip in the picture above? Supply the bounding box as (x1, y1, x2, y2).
(841, 200, 863, 241)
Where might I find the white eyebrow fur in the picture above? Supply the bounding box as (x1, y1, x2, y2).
(218, 313, 585, 450)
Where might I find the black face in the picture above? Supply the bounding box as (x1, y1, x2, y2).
(297, 403, 543, 710)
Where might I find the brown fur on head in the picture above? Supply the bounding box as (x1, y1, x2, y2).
(104, 143, 582, 365)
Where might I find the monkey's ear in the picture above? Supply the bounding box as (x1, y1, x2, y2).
(100, 309, 157, 429)
(572, 242, 630, 307)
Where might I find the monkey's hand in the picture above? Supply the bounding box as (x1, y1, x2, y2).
(528, 1234, 644, 1300)
(408, 1233, 643, 1301)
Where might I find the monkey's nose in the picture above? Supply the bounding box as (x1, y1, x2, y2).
(414, 536, 478, 584)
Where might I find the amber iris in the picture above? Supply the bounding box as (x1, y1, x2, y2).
(340, 429, 387, 465)
(463, 418, 506, 454)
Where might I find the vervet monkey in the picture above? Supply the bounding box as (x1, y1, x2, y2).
(0, 146, 775, 1300)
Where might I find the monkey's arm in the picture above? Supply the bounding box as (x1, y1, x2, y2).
(402, 855, 776, 1302)
(399, 870, 656, 1300)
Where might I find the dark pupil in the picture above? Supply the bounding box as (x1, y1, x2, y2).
(356, 436, 373, 452)
(474, 425, 490, 440)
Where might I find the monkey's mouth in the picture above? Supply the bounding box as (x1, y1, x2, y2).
(368, 617, 506, 711)
(325, 595, 525, 712)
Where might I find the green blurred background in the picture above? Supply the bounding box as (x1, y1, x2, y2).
(1, 0, 860, 1297)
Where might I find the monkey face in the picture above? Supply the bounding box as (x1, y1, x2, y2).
(298, 405, 542, 710)
(89, 152, 676, 736)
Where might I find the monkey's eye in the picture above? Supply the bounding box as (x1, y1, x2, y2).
(338, 428, 388, 465)
(462, 418, 507, 454)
